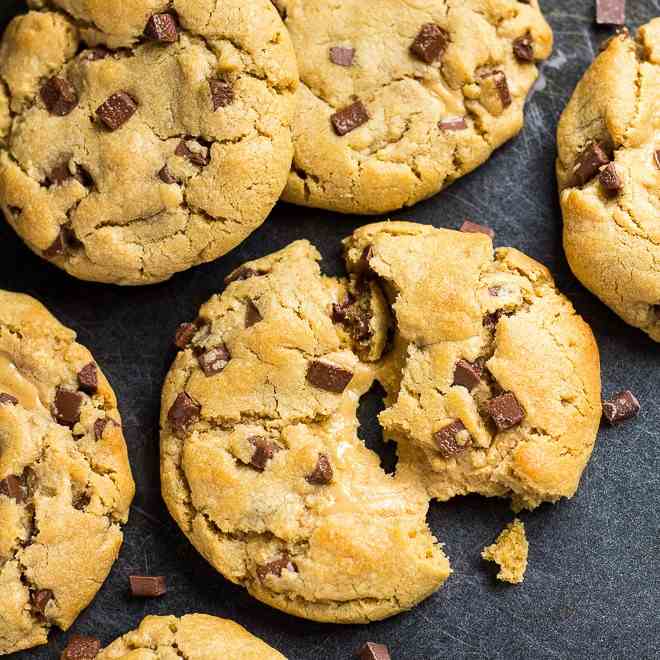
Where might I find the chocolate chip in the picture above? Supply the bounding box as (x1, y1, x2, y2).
(596, 0, 626, 25)
(128, 575, 167, 597)
(434, 421, 471, 457)
(249, 436, 279, 471)
(245, 300, 263, 328)
(332, 295, 371, 342)
(306, 453, 333, 485)
(54, 387, 83, 427)
(486, 392, 525, 431)
(176, 139, 210, 167)
(513, 35, 534, 61)
(31, 589, 53, 614)
(210, 79, 235, 110)
(439, 117, 467, 131)
(654, 150, 660, 170)
(573, 142, 610, 186)
(599, 162, 623, 193)
(197, 344, 231, 376)
(40, 77, 78, 116)
(167, 392, 201, 434)
(77, 363, 98, 395)
(488, 70, 512, 108)
(61, 634, 102, 660)
(460, 219, 495, 239)
(356, 642, 391, 660)
(602, 390, 640, 425)
(93, 418, 109, 440)
(0, 475, 24, 502)
(48, 161, 74, 186)
(411, 23, 449, 64)
(453, 359, 482, 390)
(256, 555, 297, 582)
(306, 360, 354, 393)
(96, 92, 138, 131)
(144, 12, 178, 42)
(0, 393, 18, 405)
(174, 322, 198, 349)
(158, 165, 177, 184)
(331, 101, 369, 136)
(224, 266, 267, 285)
(329, 46, 355, 66)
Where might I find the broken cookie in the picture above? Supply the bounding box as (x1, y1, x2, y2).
(481, 519, 529, 584)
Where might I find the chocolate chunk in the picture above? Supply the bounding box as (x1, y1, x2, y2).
(602, 390, 640, 425)
(256, 555, 297, 582)
(40, 77, 78, 116)
(93, 418, 109, 440)
(306, 453, 333, 485)
(331, 101, 369, 136)
(54, 387, 83, 427)
(596, 0, 626, 25)
(329, 46, 355, 66)
(77, 363, 98, 395)
(332, 294, 372, 342)
(410, 23, 449, 64)
(61, 634, 102, 660)
(245, 300, 263, 328)
(31, 589, 53, 614)
(96, 92, 138, 130)
(210, 79, 235, 110)
(81, 47, 110, 62)
(356, 642, 391, 660)
(599, 162, 622, 193)
(0, 475, 24, 502)
(43, 231, 66, 258)
(158, 165, 177, 184)
(489, 70, 512, 107)
(249, 436, 279, 471)
(174, 322, 198, 348)
(197, 344, 231, 376)
(224, 266, 267, 284)
(306, 360, 354, 393)
(0, 393, 18, 405)
(176, 139, 211, 167)
(573, 142, 610, 186)
(439, 117, 467, 131)
(486, 392, 525, 431)
(453, 359, 482, 390)
(167, 392, 201, 434)
(434, 421, 471, 457)
(513, 35, 534, 61)
(128, 575, 167, 597)
(460, 219, 495, 239)
(48, 161, 74, 186)
(144, 12, 178, 42)
(654, 151, 660, 170)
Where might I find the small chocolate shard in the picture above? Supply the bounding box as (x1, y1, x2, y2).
(144, 12, 179, 42)
(158, 165, 177, 184)
(224, 266, 267, 285)
(176, 139, 211, 167)
(573, 142, 610, 186)
(0, 475, 24, 502)
(654, 151, 660, 170)
(602, 390, 640, 425)
(210, 79, 235, 110)
(245, 300, 263, 328)
(486, 392, 525, 431)
(197, 344, 231, 376)
(40, 77, 78, 116)
(460, 219, 495, 239)
(453, 359, 482, 391)
(61, 634, 102, 660)
(306, 360, 354, 393)
(31, 589, 53, 614)
(410, 23, 449, 64)
(128, 575, 167, 597)
(434, 421, 471, 457)
(256, 555, 297, 582)
(513, 35, 534, 61)
(96, 92, 138, 131)
(331, 101, 369, 136)
(439, 117, 467, 131)
(599, 162, 623, 193)
(167, 392, 201, 434)
(0, 393, 18, 405)
(329, 46, 355, 66)
(174, 322, 198, 349)
(93, 418, 109, 440)
(77, 363, 98, 395)
(54, 387, 83, 427)
(596, 0, 626, 25)
(249, 436, 279, 471)
(332, 294, 371, 342)
(306, 453, 333, 485)
(356, 642, 391, 660)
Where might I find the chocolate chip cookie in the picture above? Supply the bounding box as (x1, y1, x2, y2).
(274, 0, 552, 214)
(557, 21, 660, 341)
(0, 290, 134, 655)
(0, 1, 297, 284)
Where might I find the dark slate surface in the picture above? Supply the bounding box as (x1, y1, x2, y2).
(2, 1, 659, 659)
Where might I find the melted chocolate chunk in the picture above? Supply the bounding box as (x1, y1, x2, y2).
(486, 392, 525, 431)
(54, 387, 83, 427)
(331, 101, 369, 136)
(40, 77, 78, 116)
(210, 79, 235, 110)
(0, 475, 24, 502)
(94, 418, 109, 440)
(356, 642, 391, 660)
(439, 117, 467, 131)
(513, 34, 534, 61)
(256, 555, 298, 582)
(224, 266, 268, 284)
(249, 436, 279, 471)
(573, 142, 610, 186)
(174, 322, 198, 349)
(0, 393, 18, 405)
(197, 344, 231, 376)
(158, 165, 177, 184)
(453, 359, 483, 391)
(602, 390, 640, 425)
(77, 363, 98, 395)
(245, 300, 263, 328)
(129, 575, 167, 597)
(489, 70, 512, 107)
(410, 23, 449, 63)
(144, 13, 179, 42)
(96, 92, 138, 130)
(306, 453, 333, 485)
(61, 634, 102, 660)
(596, 0, 626, 25)
(168, 392, 201, 434)
(460, 219, 495, 239)
(176, 139, 211, 167)
(329, 46, 355, 66)
(306, 360, 354, 393)
(434, 421, 471, 457)
(31, 589, 54, 615)
(599, 162, 623, 193)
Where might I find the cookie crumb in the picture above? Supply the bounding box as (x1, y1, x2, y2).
(481, 519, 528, 584)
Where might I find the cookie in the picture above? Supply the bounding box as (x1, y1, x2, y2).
(95, 614, 285, 659)
(160, 240, 451, 624)
(0, 2, 297, 285)
(481, 518, 528, 584)
(344, 222, 602, 511)
(274, 0, 552, 215)
(557, 21, 660, 342)
(0, 290, 134, 655)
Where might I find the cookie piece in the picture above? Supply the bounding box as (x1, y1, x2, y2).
(557, 22, 660, 342)
(344, 222, 602, 511)
(96, 614, 285, 659)
(0, 291, 134, 655)
(160, 240, 450, 624)
(0, 3, 297, 285)
(275, 0, 552, 214)
(481, 518, 528, 584)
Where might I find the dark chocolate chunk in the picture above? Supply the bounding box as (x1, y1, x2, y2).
(210, 79, 235, 110)
(249, 436, 279, 471)
(654, 150, 660, 170)
(61, 634, 102, 660)
(158, 165, 177, 184)
(332, 294, 371, 342)
(453, 359, 482, 391)
(434, 421, 471, 457)
(573, 142, 610, 186)
(93, 418, 109, 440)
(490, 70, 512, 107)
(176, 139, 211, 167)
(224, 266, 267, 284)
(460, 219, 495, 239)
(602, 390, 640, 425)
(256, 555, 297, 582)
(174, 322, 198, 349)
(96, 92, 138, 130)
(439, 117, 467, 131)
(167, 392, 201, 434)
(144, 12, 179, 42)
(410, 23, 449, 64)
(306, 453, 333, 485)
(54, 387, 83, 427)
(306, 360, 354, 393)
(0, 475, 24, 502)
(48, 161, 74, 186)
(331, 101, 369, 136)
(596, 0, 626, 25)
(356, 641, 391, 660)
(128, 575, 167, 597)
(245, 300, 263, 328)
(197, 344, 231, 376)
(31, 589, 53, 614)
(43, 231, 66, 258)
(77, 363, 98, 395)
(486, 392, 525, 431)
(513, 35, 534, 61)
(599, 162, 622, 193)
(40, 77, 78, 116)
(329, 46, 355, 66)
(0, 393, 18, 405)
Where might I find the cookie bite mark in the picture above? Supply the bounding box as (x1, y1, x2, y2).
(330, 101, 369, 136)
(96, 92, 138, 131)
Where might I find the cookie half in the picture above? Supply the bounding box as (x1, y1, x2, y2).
(275, 0, 552, 214)
(0, 290, 134, 655)
(0, 1, 298, 284)
(557, 21, 660, 341)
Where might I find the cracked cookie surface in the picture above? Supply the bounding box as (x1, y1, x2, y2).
(0, 1, 297, 285)
(557, 21, 660, 341)
(97, 614, 285, 659)
(274, 0, 552, 215)
(0, 290, 134, 655)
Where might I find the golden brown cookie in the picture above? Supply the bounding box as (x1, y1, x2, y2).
(481, 518, 528, 584)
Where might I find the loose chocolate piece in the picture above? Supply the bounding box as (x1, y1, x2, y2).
(654, 150, 660, 170)
(331, 101, 369, 136)
(599, 162, 623, 193)
(513, 35, 534, 61)
(602, 390, 640, 425)
(573, 142, 610, 186)
(167, 392, 201, 434)
(40, 77, 78, 116)
(249, 436, 279, 471)
(306, 360, 354, 393)
(329, 46, 355, 66)
(96, 92, 138, 131)
(54, 387, 83, 427)
(128, 575, 167, 597)
(0, 392, 18, 405)
(306, 453, 333, 485)
(224, 266, 267, 284)
(256, 555, 297, 582)
(596, 0, 626, 25)
(197, 344, 231, 376)
(410, 23, 449, 64)
(61, 634, 102, 660)
(144, 12, 178, 42)
(490, 70, 512, 107)
(453, 359, 482, 391)
(158, 165, 177, 184)
(439, 117, 467, 131)
(356, 641, 391, 660)
(486, 392, 525, 431)
(434, 421, 471, 457)
(460, 219, 495, 239)
(174, 322, 198, 348)
(0, 475, 24, 502)
(176, 139, 211, 167)
(31, 589, 53, 614)
(93, 418, 109, 440)
(245, 300, 263, 328)
(209, 79, 235, 110)
(77, 363, 98, 395)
